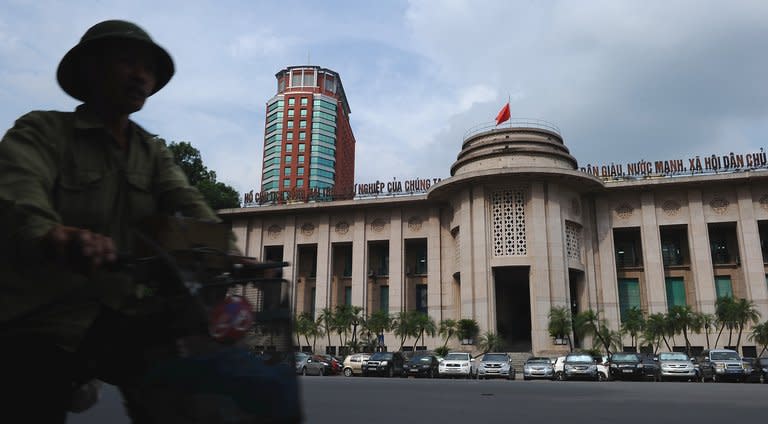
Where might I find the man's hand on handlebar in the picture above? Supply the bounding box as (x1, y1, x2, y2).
(45, 225, 117, 270)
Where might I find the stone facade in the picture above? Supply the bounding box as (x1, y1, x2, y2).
(221, 124, 768, 357)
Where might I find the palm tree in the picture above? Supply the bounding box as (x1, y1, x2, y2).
(748, 321, 768, 357)
(620, 307, 645, 352)
(412, 313, 437, 351)
(294, 313, 312, 350)
(668, 305, 696, 356)
(363, 310, 394, 351)
(438, 319, 458, 350)
(730, 298, 761, 350)
(644, 313, 668, 354)
(393, 311, 418, 350)
(714, 297, 736, 348)
(349, 306, 365, 348)
(478, 331, 504, 353)
(694, 312, 716, 349)
(574, 310, 617, 355)
(333, 304, 355, 348)
(318, 307, 334, 351)
(548, 306, 573, 351)
(456, 319, 480, 345)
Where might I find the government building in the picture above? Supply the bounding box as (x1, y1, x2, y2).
(224, 120, 768, 357)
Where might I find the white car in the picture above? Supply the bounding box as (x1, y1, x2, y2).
(553, 356, 566, 380)
(439, 352, 475, 379)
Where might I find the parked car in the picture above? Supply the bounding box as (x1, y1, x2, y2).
(562, 353, 599, 381)
(756, 357, 768, 384)
(609, 352, 645, 381)
(477, 352, 516, 380)
(655, 352, 696, 382)
(342, 353, 371, 377)
(639, 354, 659, 381)
(304, 354, 339, 376)
(697, 349, 746, 382)
(595, 355, 610, 381)
(439, 352, 475, 379)
(295, 352, 311, 375)
(553, 356, 566, 380)
(361, 351, 405, 377)
(402, 354, 440, 378)
(522, 356, 554, 380)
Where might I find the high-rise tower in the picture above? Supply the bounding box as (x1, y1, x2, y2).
(260, 66, 355, 201)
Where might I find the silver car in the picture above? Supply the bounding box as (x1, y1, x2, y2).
(523, 357, 554, 380)
(656, 352, 696, 382)
(477, 353, 516, 380)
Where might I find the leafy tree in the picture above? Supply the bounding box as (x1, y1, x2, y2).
(393, 311, 421, 350)
(694, 312, 716, 349)
(714, 297, 737, 348)
(749, 321, 768, 357)
(412, 313, 437, 351)
(478, 331, 504, 354)
(668, 305, 697, 356)
(166, 140, 240, 209)
(294, 313, 323, 353)
(644, 313, 669, 353)
(456, 319, 480, 344)
(732, 298, 761, 350)
(574, 310, 619, 356)
(333, 304, 355, 347)
(317, 307, 335, 351)
(620, 307, 645, 352)
(362, 310, 393, 351)
(438, 319, 458, 350)
(548, 306, 573, 351)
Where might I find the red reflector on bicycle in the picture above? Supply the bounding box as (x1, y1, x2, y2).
(208, 295, 254, 343)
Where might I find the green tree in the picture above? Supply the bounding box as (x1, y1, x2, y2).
(748, 321, 768, 357)
(644, 313, 669, 353)
(362, 310, 393, 351)
(393, 311, 419, 350)
(733, 298, 761, 350)
(318, 307, 335, 351)
(166, 140, 240, 209)
(620, 307, 645, 351)
(714, 297, 737, 348)
(574, 310, 619, 355)
(547, 306, 573, 351)
(478, 331, 504, 354)
(438, 319, 458, 350)
(668, 305, 697, 356)
(694, 312, 716, 349)
(456, 319, 480, 344)
(411, 313, 437, 351)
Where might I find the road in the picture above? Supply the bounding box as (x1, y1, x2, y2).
(69, 376, 767, 424)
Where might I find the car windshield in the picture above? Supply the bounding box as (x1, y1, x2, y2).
(566, 355, 593, 363)
(711, 351, 740, 361)
(659, 353, 688, 361)
(369, 352, 393, 361)
(482, 354, 508, 362)
(611, 353, 638, 362)
(526, 358, 551, 364)
(295, 353, 308, 361)
(445, 353, 470, 360)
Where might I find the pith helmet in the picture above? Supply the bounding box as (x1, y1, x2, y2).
(57, 20, 174, 101)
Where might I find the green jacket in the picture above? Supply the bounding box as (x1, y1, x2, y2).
(0, 106, 224, 350)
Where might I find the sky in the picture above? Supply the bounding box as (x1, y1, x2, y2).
(2, 0, 768, 198)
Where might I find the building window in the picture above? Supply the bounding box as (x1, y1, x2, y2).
(299, 120, 307, 129)
(310, 288, 315, 318)
(286, 144, 293, 152)
(283, 179, 291, 188)
(565, 221, 582, 262)
(284, 167, 291, 176)
(614, 228, 643, 268)
(380, 285, 389, 312)
(297, 167, 304, 175)
(300, 97, 308, 106)
(285, 156, 292, 164)
(298, 143, 306, 152)
(665, 277, 686, 310)
(288, 98, 295, 106)
(298, 156, 305, 164)
(286, 132, 293, 141)
(296, 179, 304, 187)
(344, 286, 352, 306)
(287, 109, 294, 117)
(491, 188, 527, 256)
(369, 242, 389, 276)
(325, 76, 336, 93)
(714, 276, 733, 299)
(299, 132, 306, 140)
(708, 223, 738, 265)
(617, 278, 641, 322)
(300, 109, 307, 117)
(416, 284, 428, 314)
(278, 79, 285, 93)
(287, 120, 294, 129)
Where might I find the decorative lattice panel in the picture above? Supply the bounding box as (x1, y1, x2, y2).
(492, 189, 527, 256)
(454, 229, 461, 269)
(565, 221, 582, 262)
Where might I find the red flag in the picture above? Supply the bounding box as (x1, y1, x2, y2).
(495, 102, 510, 125)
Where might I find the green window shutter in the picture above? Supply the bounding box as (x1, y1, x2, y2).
(380, 285, 389, 312)
(714, 276, 733, 299)
(665, 277, 687, 310)
(345, 286, 352, 306)
(618, 278, 641, 322)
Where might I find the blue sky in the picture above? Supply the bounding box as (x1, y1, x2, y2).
(2, 0, 768, 197)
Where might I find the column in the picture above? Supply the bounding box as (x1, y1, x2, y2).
(687, 189, 716, 313)
(315, 215, 331, 312)
(470, 186, 489, 331)
(389, 209, 403, 313)
(736, 187, 768, 316)
(458, 188, 475, 320)
(640, 192, 666, 314)
(529, 182, 553, 352)
(594, 197, 620, 326)
(351, 210, 366, 307)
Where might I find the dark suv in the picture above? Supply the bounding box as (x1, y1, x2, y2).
(696, 349, 745, 382)
(362, 351, 405, 377)
(608, 353, 645, 381)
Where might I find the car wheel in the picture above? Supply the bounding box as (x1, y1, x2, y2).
(318, 367, 324, 377)
(598, 372, 607, 382)
(760, 374, 765, 384)
(712, 374, 718, 383)
(556, 372, 564, 381)
(387, 366, 394, 378)
(301, 367, 307, 376)
(523, 376, 529, 381)
(658, 375, 664, 383)
(343, 368, 353, 377)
